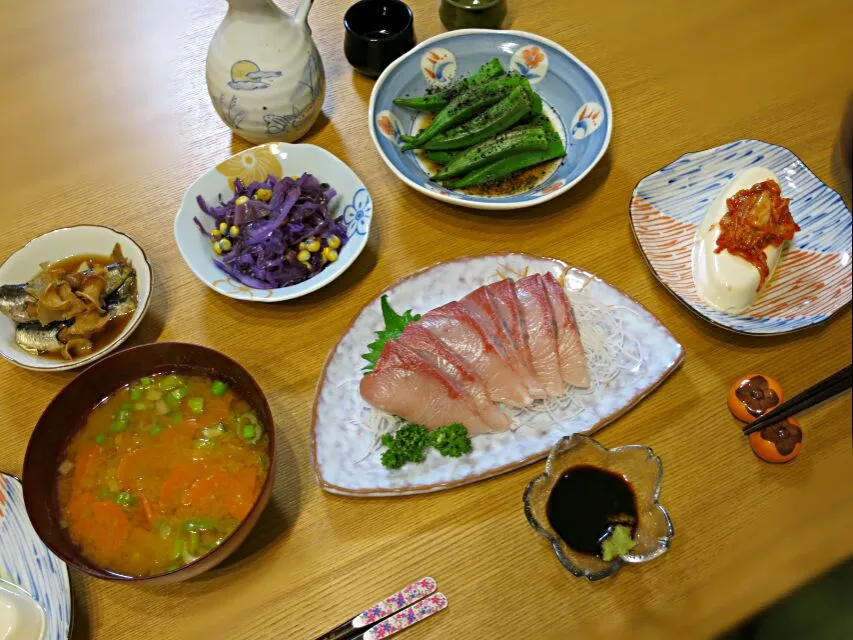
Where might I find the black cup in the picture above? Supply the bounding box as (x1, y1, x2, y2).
(344, 0, 415, 78)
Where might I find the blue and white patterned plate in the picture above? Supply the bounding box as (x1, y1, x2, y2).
(369, 30, 612, 211)
(175, 143, 372, 302)
(631, 139, 852, 335)
(0, 473, 72, 639)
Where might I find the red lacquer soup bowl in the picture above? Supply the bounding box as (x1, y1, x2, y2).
(22, 342, 276, 584)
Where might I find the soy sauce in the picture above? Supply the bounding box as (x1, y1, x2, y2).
(545, 465, 638, 558)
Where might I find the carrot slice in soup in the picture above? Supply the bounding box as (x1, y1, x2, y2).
(72, 444, 103, 489)
(117, 446, 173, 491)
(227, 467, 259, 521)
(160, 461, 208, 508)
(68, 494, 131, 554)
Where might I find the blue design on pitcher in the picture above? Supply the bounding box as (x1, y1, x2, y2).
(343, 188, 372, 237)
(570, 102, 604, 140)
(265, 103, 312, 135)
(264, 49, 323, 135)
(227, 60, 282, 90)
(509, 45, 549, 84)
(217, 94, 247, 129)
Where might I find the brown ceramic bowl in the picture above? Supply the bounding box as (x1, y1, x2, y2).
(22, 342, 276, 584)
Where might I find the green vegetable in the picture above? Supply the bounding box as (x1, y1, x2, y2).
(130, 387, 144, 401)
(600, 525, 637, 561)
(444, 115, 566, 188)
(240, 424, 256, 440)
(423, 85, 531, 150)
(424, 150, 458, 165)
(187, 530, 200, 555)
(95, 433, 106, 445)
(188, 397, 205, 415)
(149, 424, 162, 436)
(361, 295, 421, 372)
(429, 423, 472, 457)
(431, 126, 547, 180)
(200, 423, 226, 439)
(400, 80, 517, 150)
(109, 421, 127, 433)
(169, 412, 183, 425)
(115, 409, 131, 423)
(182, 519, 218, 533)
(158, 375, 182, 391)
(120, 402, 132, 411)
(380, 424, 430, 469)
(210, 380, 229, 397)
(392, 57, 504, 112)
(172, 537, 185, 560)
(115, 491, 135, 508)
(140, 376, 153, 387)
(133, 402, 147, 412)
(166, 386, 188, 407)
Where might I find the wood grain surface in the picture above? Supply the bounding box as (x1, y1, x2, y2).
(1, 1, 851, 638)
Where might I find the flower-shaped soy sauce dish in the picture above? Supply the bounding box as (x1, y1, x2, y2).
(524, 434, 674, 581)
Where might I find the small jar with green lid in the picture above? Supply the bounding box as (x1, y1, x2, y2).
(439, 0, 507, 30)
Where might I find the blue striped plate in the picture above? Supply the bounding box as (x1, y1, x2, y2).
(0, 473, 72, 639)
(630, 139, 852, 335)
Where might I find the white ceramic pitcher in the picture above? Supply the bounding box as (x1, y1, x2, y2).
(206, 0, 325, 144)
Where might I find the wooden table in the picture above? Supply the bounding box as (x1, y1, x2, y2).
(1, 0, 851, 638)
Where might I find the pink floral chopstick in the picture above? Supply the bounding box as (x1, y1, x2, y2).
(313, 577, 438, 640)
(360, 593, 448, 640)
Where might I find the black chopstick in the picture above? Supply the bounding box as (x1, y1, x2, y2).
(742, 365, 852, 436)
(313, 577, 437, 640)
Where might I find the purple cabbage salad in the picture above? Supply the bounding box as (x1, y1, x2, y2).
(194, 173, 348, 289)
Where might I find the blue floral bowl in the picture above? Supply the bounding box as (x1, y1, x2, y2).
(368, 29, 612, 211)
(175, 143, 372, 302)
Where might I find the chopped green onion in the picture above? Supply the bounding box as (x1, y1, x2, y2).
(172, 537, 184, 560)
(95, 433, 106, 445)
(191, 439, 215, 449)
(188, 397, 204, 415)
(158, 375, 182, 391)
(241, 424, 256, 440)
(187, 531, 200, 555)
(115, 409, 131, 423)
(130, 387, 144, 401)
(140, 376, 153, 388)
(115, 491, 135, 508)
(200, 423, 226, 439)
(145, 389, 163, 401)
(133, 402, 147, 412)
(166, 387, 188, 407)
(120, 402, 132, 411)
(170, 413, 183, 425)
(149, 424, 162, 436)
(210, 380, 228, 397)
(109, 421, 127, 433)
(182, 520, 217, 533)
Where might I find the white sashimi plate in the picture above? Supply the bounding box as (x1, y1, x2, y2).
(312, 254, 684, 496)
